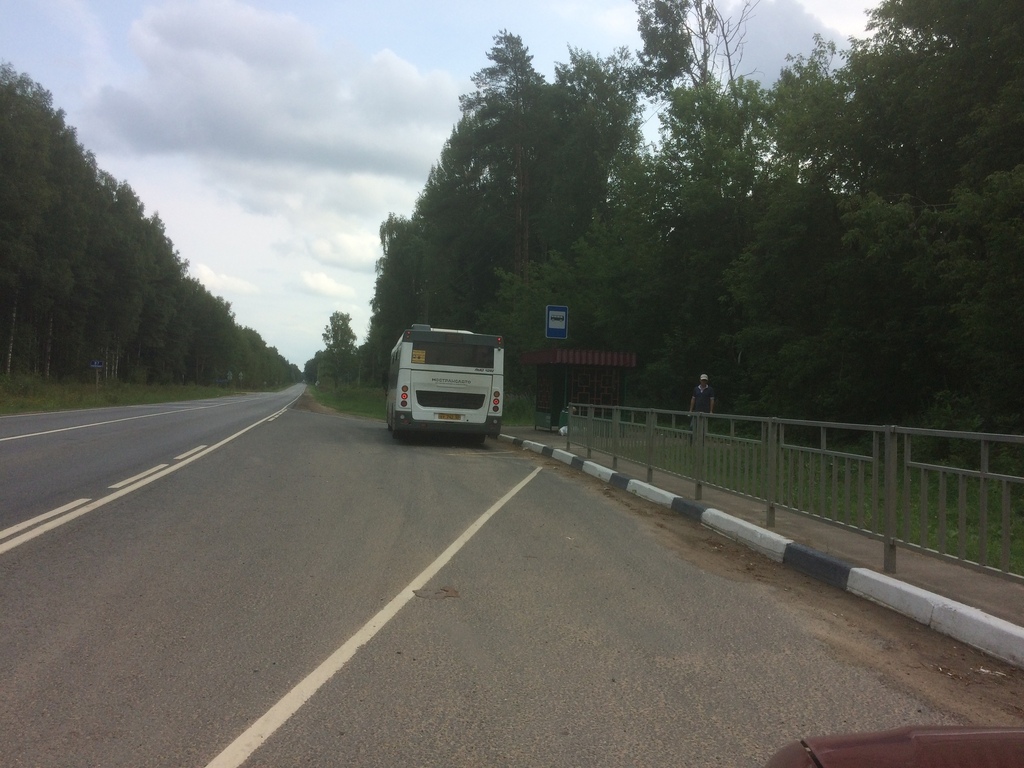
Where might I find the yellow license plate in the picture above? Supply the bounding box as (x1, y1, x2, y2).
(437, 413, 462, 421)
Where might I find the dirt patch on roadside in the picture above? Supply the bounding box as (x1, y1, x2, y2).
(535, 455, 1024, 728)
(292, 389, 343, 416)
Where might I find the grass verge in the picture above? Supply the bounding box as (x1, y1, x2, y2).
(307, 385, 387, 420)
(0, 375, 238, 414)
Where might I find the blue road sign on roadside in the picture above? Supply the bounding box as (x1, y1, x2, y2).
(89, 360, 104, 369)
(545, 305, 568, 339)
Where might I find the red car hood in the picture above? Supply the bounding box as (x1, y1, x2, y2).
(765, 726, 1024, 768)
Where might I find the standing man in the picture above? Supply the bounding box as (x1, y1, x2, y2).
(690, 373, 715, 414)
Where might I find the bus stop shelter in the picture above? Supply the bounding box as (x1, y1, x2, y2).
(520, 349, 637, 430)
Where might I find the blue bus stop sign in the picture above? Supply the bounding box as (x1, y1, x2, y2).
(545, 305, 568, 339)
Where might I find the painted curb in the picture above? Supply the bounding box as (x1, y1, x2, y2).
(783, 542, 852, 590)
(930, 602, 1024, 669)
(702, 508, 791, 563)
(582, 462, 616, 482)
(499, 433, 1023, 668)
(670, 496, 708, 522)
(625, 479, 679, 507)
(551, 449, 576, 465)
(848, 568, 943, 625)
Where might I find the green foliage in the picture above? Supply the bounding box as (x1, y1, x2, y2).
(359, 0, 1024, 432)
(0, 63, 299, 389)
(320, 311, 358, 389)
(850, 0, 1024, 199)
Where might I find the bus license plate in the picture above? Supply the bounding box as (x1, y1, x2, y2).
(437, 413, 462, 421)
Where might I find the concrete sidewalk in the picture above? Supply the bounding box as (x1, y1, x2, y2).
(499, 426, 1024, 669)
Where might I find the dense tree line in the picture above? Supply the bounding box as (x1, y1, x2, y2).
(363, 0, 1024, 432)
(1, 63, 299, 388)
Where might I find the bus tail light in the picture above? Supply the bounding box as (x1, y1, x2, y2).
(492, 390, 501, 412)
(400, 385, 409, 407)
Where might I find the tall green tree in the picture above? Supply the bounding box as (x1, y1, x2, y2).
(541, 47, 643, 257)
(845, 0, 1024, 201)
(321, 311, 357, 388)
(635, 0, 758, 94)
(929, 168, 1024, 430)
(460, 31, 547, 280)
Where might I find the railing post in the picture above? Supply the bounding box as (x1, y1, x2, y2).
(766, 418, 777, 529)
(612, 407, 620, 471)
(694, 413, 704, 501)
(979, 439, 989, 567)
(819, 426, 827, 518)
(883, 425, 898, 573)
(586, 405, 594, 459)
(645, 410, 655, 483)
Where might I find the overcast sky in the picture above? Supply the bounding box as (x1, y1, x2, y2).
(1, 0, 874, 367)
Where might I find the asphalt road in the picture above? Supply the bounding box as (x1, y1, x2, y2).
(0, 388, 964, 767)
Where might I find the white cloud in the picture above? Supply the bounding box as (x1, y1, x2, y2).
(195, 263, 261, 294)
(549, 1, 639, 43)
(307, 228, 380, 271)
(83, 0, 460, 179)
(66, 0, 464, 361)
(712, 0, 867, 85)
(794, 0, 873, 39)
(300, 271, 357, 299)
(47, 0, 113, 89)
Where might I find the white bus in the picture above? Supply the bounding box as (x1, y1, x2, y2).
(386, 324, 504, 440)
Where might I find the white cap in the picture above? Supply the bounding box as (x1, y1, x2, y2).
(700, 374, 708, 380)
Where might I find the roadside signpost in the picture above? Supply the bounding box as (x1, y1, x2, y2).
(89, 359, 103, 389)
(545, 305, 568, 340)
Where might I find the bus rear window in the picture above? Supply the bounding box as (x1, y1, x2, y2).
(411, 342, 495, 368)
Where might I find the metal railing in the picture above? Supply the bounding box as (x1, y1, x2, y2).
(565, 404, 1024, 583)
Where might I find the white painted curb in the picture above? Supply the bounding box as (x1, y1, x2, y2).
(931, 602, 1024, 669)
(626, 479, 678, 507)
(702, 508, 791, 562)
(551, 449, 576, 465)
(847, 568, 945, 625)
(582, 462, 616, 482)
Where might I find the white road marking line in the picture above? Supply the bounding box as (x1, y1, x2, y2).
(175, 445, 208, 461)
(0, 402, 296, 557)
(109, 465, 170, 489)
(0, 499, 91, 542)
(203, 465, 544, 768)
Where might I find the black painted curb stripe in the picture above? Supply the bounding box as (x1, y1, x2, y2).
(670, 496, 707, 522)
(570, 457, 585, 470)
(609, 473, 631, 490)
(783, 542, 853, 590)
